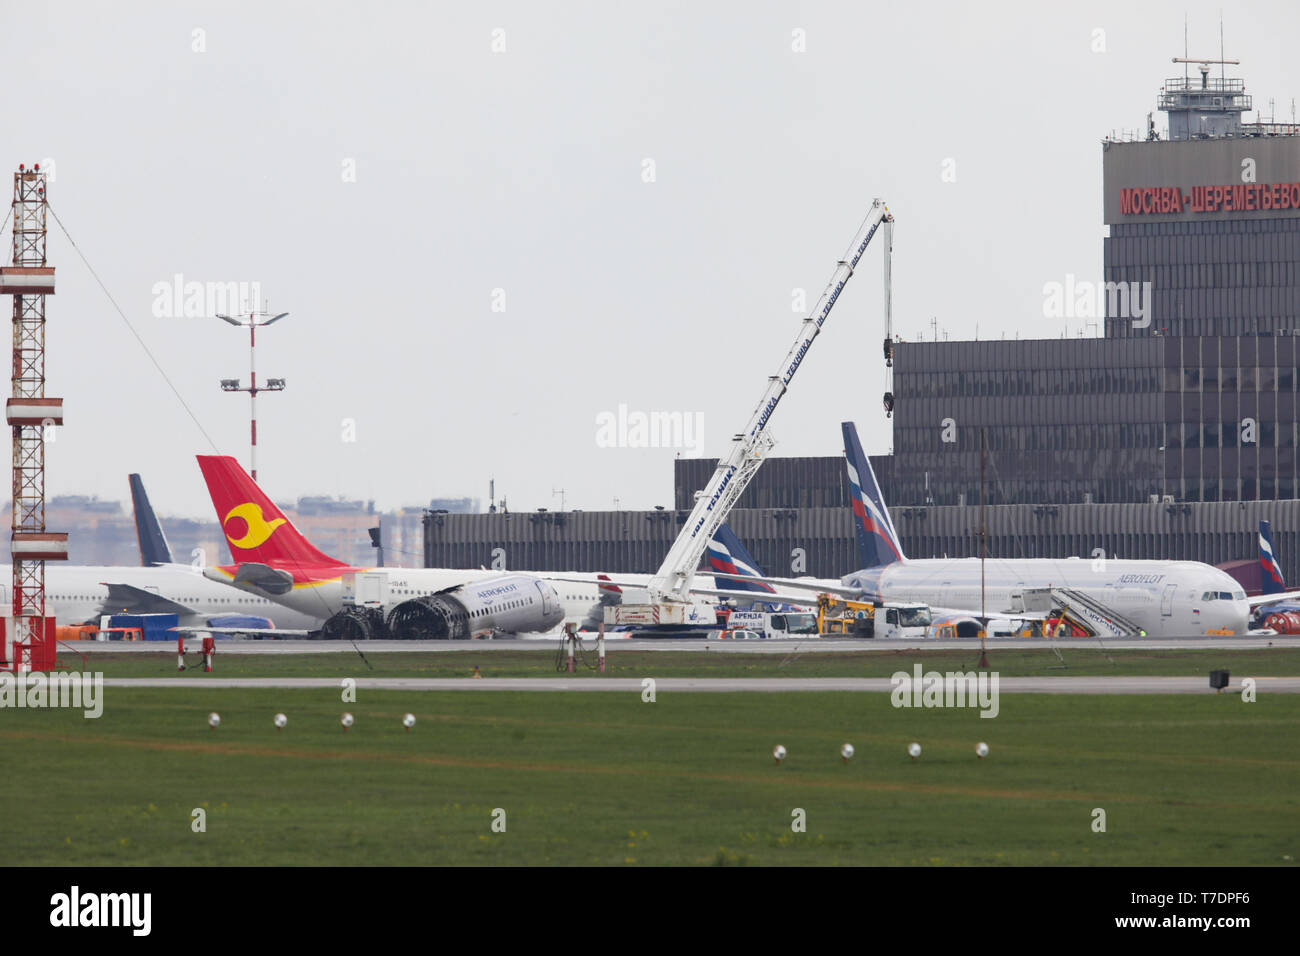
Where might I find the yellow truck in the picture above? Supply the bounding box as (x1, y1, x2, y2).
(817, 595, 875, 636)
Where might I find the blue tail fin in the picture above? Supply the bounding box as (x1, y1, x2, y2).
(707, 524, 772, 595)
(1260, 520, 1285, 594)
(707, 524, 799, 612)
(129, 473, 173, 567)
(842, 422, 905, 569)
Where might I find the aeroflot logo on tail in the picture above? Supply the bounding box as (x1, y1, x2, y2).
(223, 502, 286, 549)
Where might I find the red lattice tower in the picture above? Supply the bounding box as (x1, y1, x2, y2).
(0, 164, 66, 671)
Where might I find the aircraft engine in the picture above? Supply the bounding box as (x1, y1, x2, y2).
(320, 606, 382, 641)
(385, 594, 471, 640)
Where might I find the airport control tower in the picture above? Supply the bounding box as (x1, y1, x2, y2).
(1103, 58, 1300, 339)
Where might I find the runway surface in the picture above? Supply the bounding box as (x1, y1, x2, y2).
(72, 636, 1300, 654)
(95, 676, 1299, 693)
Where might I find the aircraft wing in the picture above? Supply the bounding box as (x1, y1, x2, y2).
(173, 626, 314, 637)
(686, 586, 820, 608)
(545, 573, 860, 600)
(102, 583, 193, 617)
(1247, 590, 1300, 607)
(930, 606, 1052, 623)
(709, 571, 863, 599)
(544, 575, 652, 590)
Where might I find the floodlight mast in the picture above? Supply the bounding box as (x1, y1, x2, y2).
(646, 199, 892, 604)
(215, 310, 289, 481)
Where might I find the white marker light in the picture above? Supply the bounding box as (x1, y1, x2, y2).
(841, 742, 855, 761)
(976, 742, 989, 759)
(341, 712, 354, 729)
(773, 744, 787, 763)
(402, 713, 416, 730)
(274, 713, 287, 730)
(208, 712, 220, 729)
(908, 742, 921, 759)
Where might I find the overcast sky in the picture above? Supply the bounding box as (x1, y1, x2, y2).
(6, 0, 1298, 519)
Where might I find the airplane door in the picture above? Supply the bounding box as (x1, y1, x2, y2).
(1161, 583, 1176, 616)
(535, 580, 554, 616)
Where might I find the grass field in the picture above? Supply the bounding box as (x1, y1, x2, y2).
(2, 687, 1297, 865)
(61, 646, 1300, 680)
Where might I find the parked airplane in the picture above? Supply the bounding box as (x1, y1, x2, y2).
(713, 422, 1258, 637)
(194, 455, 609, 638)
(1248, 520, 1300, 632)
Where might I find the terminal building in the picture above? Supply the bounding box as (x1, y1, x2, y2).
(424, 56, 1300, 590)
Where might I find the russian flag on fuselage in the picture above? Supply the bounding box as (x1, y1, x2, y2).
(842, 421, 905, 569)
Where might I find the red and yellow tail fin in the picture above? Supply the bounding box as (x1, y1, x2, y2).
(196, 455, 349, 569)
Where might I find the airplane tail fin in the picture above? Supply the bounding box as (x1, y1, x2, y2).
(596, 573, 623, 607)
(1260, 520, 1285, 594)
(706, 523, 776, 596)
(842, 421, 905, 568)
(129, 473, 173, 567)
(196, 455, 349, 569)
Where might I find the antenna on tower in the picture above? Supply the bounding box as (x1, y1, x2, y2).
(1183, 14, 1189, 83)
(1220, 12, 1225, 86)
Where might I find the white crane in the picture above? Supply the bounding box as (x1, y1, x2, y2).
(643, 199, 893, 610)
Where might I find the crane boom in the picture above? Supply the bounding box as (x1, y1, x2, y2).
(646, 199, 893, 603)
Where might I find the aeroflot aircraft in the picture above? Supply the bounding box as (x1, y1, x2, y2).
(713, 422, 1259, 637)
(1246, 520, 1300, 630)
(195, 456, 734, 636)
